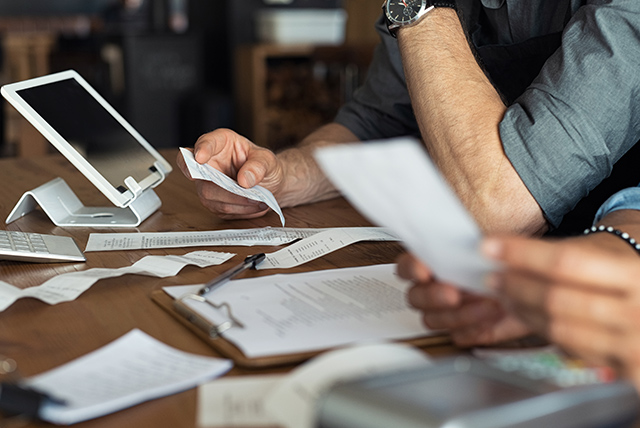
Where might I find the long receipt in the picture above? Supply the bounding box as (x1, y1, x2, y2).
(257, 227, 400, 269)
(315, 138, 495, 292)
(26, 329, 232, 425)
(180, 147, 285, 226)
(0, 251, 235, 312)
(86, 227, 333, 252)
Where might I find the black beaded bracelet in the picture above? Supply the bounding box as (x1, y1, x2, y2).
(583, 225, 640, 255)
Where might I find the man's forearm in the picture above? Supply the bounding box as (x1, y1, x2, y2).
(275, 123, 360, 207)
(398, 9, 547, 235)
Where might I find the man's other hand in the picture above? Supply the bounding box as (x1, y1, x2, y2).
(396, 252, 531, 346)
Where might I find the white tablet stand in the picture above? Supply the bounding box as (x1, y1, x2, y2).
(6, 163, 168, 228)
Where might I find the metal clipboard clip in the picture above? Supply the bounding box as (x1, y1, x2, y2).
(173, 293, 245, 338)
(172, 253, 265, 338)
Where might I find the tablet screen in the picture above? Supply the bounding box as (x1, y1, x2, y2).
(17, 78, 158, 192)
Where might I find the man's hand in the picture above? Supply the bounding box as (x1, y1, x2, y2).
(483, 235, 640, 386)
(178, 123, 359, 219)
(177, 129, 285, 219)
(396, 252, 532, 347)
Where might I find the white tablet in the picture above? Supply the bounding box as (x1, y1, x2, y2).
(1, 69, 173, 208)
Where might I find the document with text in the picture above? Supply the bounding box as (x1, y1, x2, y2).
(164, 263, 434, 359)
(314, 138, 495, 292)
(27, 329, 232, 425)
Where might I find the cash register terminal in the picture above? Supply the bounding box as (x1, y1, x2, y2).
(317, 356, 640, 428)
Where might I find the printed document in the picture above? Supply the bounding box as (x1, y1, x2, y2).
(26, 329, 232, 425)
(164, 263, 433, 359)
(314, 138, 495, 292)
(180, 147, 285, 226)
(0, 251, 235, 312)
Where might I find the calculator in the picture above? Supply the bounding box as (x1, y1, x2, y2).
(0, 231, 85, 263)
(318, 356, 640, 428)
(472, 346, 617, 387)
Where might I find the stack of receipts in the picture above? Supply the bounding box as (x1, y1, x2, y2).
(24, 329, 232, 425)
(314, 138, 495, 292)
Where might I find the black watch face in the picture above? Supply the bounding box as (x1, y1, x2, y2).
(386, 0, 427, 24)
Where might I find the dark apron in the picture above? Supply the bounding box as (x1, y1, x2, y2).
(459, 0, 640, 236)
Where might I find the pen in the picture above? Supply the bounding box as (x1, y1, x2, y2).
(0, 382, 65, 418)
(197, 253, 266, 296)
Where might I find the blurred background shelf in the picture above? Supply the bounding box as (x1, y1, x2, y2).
(0, 0, 381, 157)
(234, 43, 374, 150)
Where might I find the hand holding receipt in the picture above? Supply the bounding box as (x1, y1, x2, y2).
(179, 148, 286, 226)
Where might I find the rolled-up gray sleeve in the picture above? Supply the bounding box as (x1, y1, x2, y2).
(500, 1, 640, 227)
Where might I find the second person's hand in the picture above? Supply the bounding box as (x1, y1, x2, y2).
(396, 252, 532, 346)
(483, 234, 640, 381)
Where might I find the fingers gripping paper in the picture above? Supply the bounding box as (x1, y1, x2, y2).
(180, 148, 285, 226)
(314, 138, 495, 292)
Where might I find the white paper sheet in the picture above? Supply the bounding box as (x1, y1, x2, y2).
(180, 147, 285, 226)
(314, 138, 495, 292)
(25, 329, 232, 425)
(85, 227, 387, 252)
(0, 251, 235, 312)
(197, 375, 283, 427)
(164, 264, 433, 359)
(257, 227, 400, 270)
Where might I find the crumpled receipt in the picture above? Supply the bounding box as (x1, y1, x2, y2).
(0, 251, 235, 312)
(180, 147, 285, 226)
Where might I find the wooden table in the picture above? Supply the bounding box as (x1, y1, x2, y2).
(0, 149, 457, 428)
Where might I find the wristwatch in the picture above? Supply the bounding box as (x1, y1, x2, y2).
(382, 0, 457, 37)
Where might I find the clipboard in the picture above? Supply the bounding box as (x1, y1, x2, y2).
(151, 289, 451, 369)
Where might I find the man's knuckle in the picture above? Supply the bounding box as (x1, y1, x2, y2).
(547, 245, 580, 277)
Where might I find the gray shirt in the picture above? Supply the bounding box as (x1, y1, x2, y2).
(334, 0, 640, 228)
